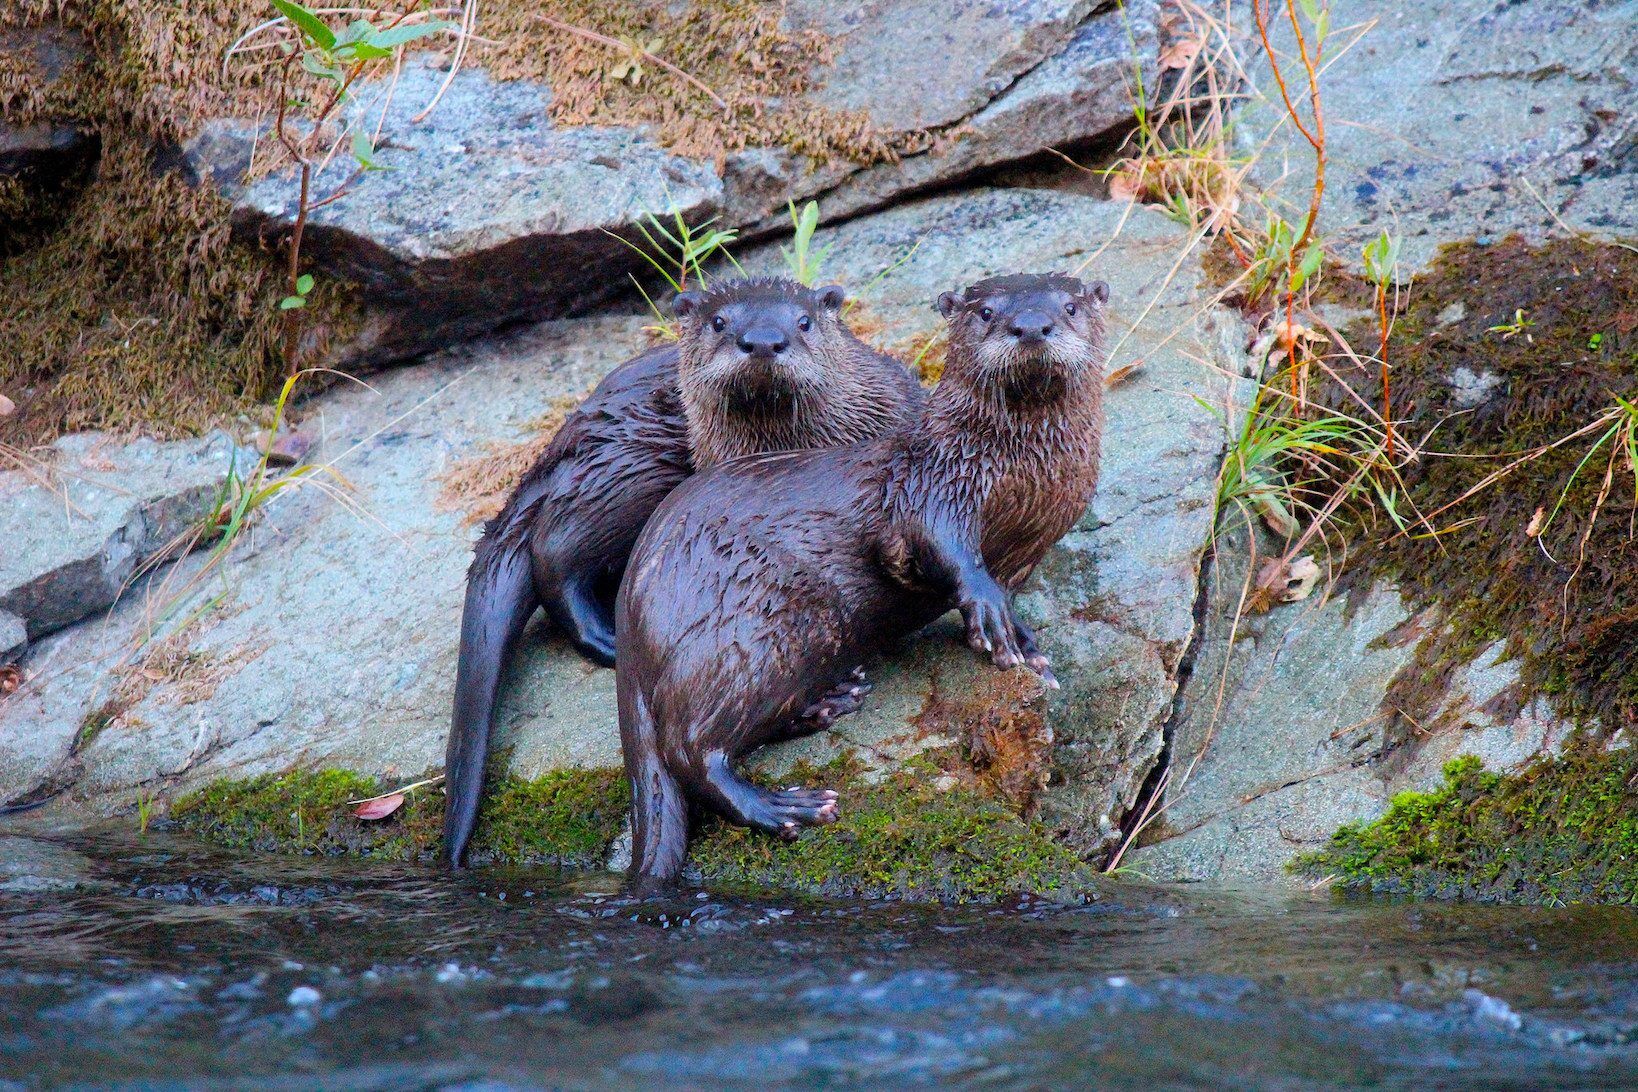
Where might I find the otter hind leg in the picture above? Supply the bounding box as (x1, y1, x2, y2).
(539, 568, 617, 668)
(701, 752, 839, 839)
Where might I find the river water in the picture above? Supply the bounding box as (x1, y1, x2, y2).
(4, 831, 1638, 1089)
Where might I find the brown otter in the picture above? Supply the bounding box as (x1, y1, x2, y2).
(615, 272, 1109, 885)
(444, 277, 924, 867)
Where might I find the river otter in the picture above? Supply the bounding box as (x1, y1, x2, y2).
(615, 272, 1109, 885)
(444, 277, 924, 867)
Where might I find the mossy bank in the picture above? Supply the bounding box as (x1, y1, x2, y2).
(1299, 747, 1638, 905)
(169, 759, 1097, 903)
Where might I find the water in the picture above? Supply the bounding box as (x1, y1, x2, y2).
(5, 832, 1638, 1089)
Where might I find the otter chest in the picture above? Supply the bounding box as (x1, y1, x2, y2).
(978, 456, 1094, 589)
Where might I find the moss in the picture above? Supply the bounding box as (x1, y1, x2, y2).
(689, 758, 1098, 903)
(1297, 747, 1638, 905)
(171, 767, 628, 869)
(1322, 237, 1638, 738)
(173, 757, 1098, 903)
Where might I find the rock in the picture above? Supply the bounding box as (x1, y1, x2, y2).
(0, 611, 23, 664)
(0, 835, 97, 893)
(765, 1, 1158, 229)
(185, 59, 723, 369)
(1242, 0, 1638, 271)
(1130, 532, 1571, 885)
(0, 431, 247, 640)
(178, 2, 1158, 368)
(0, 188, 1242, 863)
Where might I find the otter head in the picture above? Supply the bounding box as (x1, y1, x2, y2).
(936, 273, 1109, 404)
(672, 277, 853, 422)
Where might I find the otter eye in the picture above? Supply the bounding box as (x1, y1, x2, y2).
(797, 315, 812, 332)
(711, 315, 727, 333)
(979, 307, 994, 322)
(1064, 302, 1077, 316)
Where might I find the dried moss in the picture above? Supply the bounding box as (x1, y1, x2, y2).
(483, 0, 897, 166)
(1297, 747, 1638, 905)
(172, 767, 630, 869)
(172, 757, 1098, 903)
(1331, 237, 1638, 737)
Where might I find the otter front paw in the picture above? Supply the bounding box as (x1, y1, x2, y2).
(959, 589, 1025, 670)
(1012, 619, 1059, 691)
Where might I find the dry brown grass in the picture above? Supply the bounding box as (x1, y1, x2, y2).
(435, 392, 586, 524)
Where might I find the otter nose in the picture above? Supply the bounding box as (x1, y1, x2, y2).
(737, 326, 789, 357)
(1009, 310, 1055, 344)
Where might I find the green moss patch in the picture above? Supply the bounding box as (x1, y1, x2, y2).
(1297, 748, 1638, 905)
(172, 767, 628, 869)
(1331, 237, 1638, 737)
(689, 759, 1098, 903)
(171, 758, 1097, 903)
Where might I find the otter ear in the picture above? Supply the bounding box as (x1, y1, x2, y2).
(672, 290, 704, 319)
(817, 285, 847, 313)
(1086, 280, 1110, 304)
(936, 291, 964, 319)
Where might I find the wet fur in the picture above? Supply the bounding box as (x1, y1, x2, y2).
(443, 279, 923, 867)
(616, 273, 1109, 885)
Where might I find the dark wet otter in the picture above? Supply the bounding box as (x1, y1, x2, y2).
(616, 273, 1109, 885)
(444, 277, 924, 867)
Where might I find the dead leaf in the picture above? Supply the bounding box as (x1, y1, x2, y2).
(1525, 506, 1546, 537)
(1105, 362, 1145, 388)
(1248, 554, 1321, 613)
(0, 665, 21, 695)
(353, 793, 405, 821)
(252, 428, 313, 468)
(1159, 34, 1204, 71)
(1109, 168, 1142, 203)
(0, 394, 14, 418)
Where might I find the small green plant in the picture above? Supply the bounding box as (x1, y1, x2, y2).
(781, 200, 833, 285)
(239, 1, 455, 372)
(1488, 308, 1535, 340)
(614, 205, 743, 338)
(1362, 229, 1403, 457)
(136, 792, 156, 835)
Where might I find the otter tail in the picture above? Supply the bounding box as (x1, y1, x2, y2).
(443, 528, 539, 867)
(619, 679, 689, 888)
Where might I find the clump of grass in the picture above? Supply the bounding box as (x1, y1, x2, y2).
(1297, 747, 1638, 905)
(614, 206, 743, 339)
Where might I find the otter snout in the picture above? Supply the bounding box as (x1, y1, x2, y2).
(1008, 309, 1055, 346)
(737, 326, 789, 358)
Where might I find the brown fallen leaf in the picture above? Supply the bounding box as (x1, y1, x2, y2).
(1525, 506, 1546, 537)
(1248, 554, 1321, 613)
(1105, 362, 1145, 388)
(353, 793, 405, 821)
(1159, 34, 1204, 71)
(1109, 168, 1143, 203)
(0, 665, 21, 695)
(252, 428, 314, 468)
(0, 394, 15, 418)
